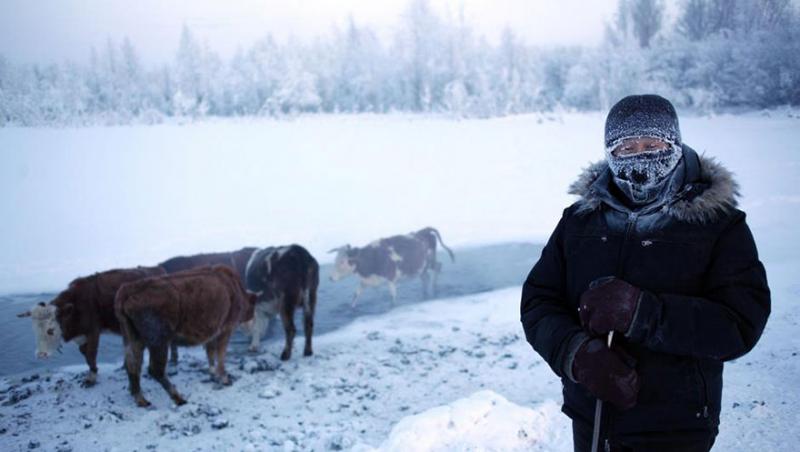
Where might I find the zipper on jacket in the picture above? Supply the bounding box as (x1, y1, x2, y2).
(614, 212, 638, 277)
(599, 211, 638, 447)
(695, 360, 710, 419)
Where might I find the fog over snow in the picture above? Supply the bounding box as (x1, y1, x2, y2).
(0, 0, 621, 65)
(1, 111, 795, 294)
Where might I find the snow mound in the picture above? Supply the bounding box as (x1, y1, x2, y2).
(361, 390, 561, 452)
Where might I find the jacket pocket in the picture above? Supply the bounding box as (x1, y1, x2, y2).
(564, 233, 622, 301)
(564, 233, 613, 257)
(628, 238, 711, 292)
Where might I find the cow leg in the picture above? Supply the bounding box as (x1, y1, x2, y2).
(432, 261, 442, 297)
(213, 330, 233, 386)
(387, 281, 398, 304)
(169, 342, 179, 366)
(205, 343, 216, 375)
(420, 271, 431, 300)
(248, 306, 269, 353)
(124, 338, 149, 407)
(351, 282, 366, 308)
(303, 289, 316, 357)
(79, 332, 100, 387)
(148, 344, 186, 406)
(279, 295, 297, 361)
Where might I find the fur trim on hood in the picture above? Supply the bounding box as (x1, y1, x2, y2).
(568, 152, 740, 224)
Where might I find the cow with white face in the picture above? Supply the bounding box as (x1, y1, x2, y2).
(18, 302, 63, 359)
(329, 227, 455, 307)
(17, 266, 167, 387)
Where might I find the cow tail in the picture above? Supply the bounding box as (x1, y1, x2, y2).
(115, 290, 140, 347)
(430, 228, 455, 262)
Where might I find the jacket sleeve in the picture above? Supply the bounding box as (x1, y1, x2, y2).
(625, 211, 771, 361)
(521, 207, 589, 379)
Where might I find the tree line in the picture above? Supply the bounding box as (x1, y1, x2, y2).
(0, 0, 798, 126)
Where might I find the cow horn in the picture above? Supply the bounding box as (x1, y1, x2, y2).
(17, 311, 32, 318)
(328, 246, 344, 253)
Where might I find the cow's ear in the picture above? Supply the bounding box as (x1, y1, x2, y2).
(17, 311, 31, 318)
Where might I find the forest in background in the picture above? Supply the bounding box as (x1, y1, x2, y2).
(1, 0, 799, 126)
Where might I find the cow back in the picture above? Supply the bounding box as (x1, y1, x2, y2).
(116, 265, 248, 346)
(57, 266, 166, 338)
(245, 245, 318, 297)
(413, 228, 438, 252)
(380, 235, 428, 277)
(160, 249, 255, 284)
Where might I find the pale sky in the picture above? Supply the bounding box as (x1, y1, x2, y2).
(0, 0, 622, 65)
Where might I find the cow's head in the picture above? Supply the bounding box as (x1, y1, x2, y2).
(18, 302, 63, 359)
(328, 245, 356, 282)
(242, 290, 258, 323)
(52, 293, 84, 342)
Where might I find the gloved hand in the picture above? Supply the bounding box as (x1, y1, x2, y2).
(578, 276, 642, 336)
(572, 337, 640, 410)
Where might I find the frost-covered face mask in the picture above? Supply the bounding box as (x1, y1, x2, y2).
(605, 139, 683, 205)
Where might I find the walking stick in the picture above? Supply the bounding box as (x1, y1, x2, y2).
(590, 331, 614, 452)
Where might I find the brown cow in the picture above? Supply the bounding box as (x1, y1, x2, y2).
(329, 227, 455, 306)
(115, 265, 256, 407)
(159, 247, 256, 282)
(16, 266, 167, 387)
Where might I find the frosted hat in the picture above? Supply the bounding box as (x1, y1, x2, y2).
(604, 94, 681, 149)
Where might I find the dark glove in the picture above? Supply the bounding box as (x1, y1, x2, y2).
(572, 337, 640, 410)
(579, 276, 642, 336)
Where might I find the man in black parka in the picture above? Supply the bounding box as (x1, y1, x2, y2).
(520, 94, 770, 452)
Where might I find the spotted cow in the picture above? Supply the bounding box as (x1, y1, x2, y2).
(243, 244, 320, 360)
(329, 227, 455, 306)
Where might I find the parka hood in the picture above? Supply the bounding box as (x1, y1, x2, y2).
(568, 145, 740, 224)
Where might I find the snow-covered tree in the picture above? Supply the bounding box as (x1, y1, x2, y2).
(631, 0, 664, 48)
(677, 0, 710, 41)
(0, 0, 798, 125)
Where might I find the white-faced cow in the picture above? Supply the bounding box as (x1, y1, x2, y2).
(16, 266, 167, 387)
(242, 244, 319, 360)
(115, 265, 256, 407)
(329, 227, 455, 306)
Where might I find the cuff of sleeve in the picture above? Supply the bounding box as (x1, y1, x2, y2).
(623, 290, 661, 344)
(562, 331, 591, 383)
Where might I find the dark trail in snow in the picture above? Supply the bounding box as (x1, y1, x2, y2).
(0, 242, 542, 377)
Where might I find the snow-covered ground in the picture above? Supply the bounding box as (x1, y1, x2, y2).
(1, 276, 799, 451)
(1, 111, 799, 451)
(0, 287, 575, 451)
